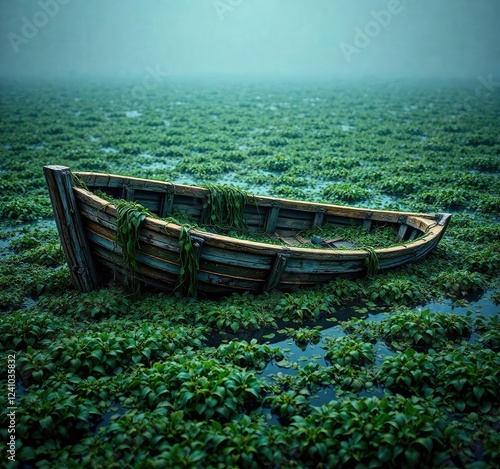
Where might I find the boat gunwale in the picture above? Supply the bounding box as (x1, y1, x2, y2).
(74, 172, 450, 259)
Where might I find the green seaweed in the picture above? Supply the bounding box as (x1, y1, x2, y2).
(202, 184, 249, 232)
(363, 246, 380, 276)
(176, 225, 200, 298)
(114, 200, 154, 289)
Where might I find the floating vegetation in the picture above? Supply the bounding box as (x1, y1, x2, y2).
(1, 80, 499, 467)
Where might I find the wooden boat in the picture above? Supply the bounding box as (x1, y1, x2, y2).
(44, 165, 451, 296)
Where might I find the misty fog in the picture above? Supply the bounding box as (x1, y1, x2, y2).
(1, 0, 499, 82)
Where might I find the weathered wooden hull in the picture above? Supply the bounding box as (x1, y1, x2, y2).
(44, 166, 451, 296)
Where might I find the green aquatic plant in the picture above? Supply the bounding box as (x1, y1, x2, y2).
(324, 335, 376, 367)
(262, 154, 293, 171)
(12, 388, 100, 454)
(72, 287, 131, 320)
(379, 344, 500, 413)
(19, 243, 64, 267)
(93, 189, 115, 202)
(275, 291, 331, 322)
(363, 246, 379, 276)
(340, 317, 379, 342)
(123, 357, 264, 420)
(367, 275, 425, 305)
(176, 225, 200, 298)
(202, 304, 260, 332)
(115, 200, 153, 275)
(215, 339, 284, 371)
(419, 187, 469, 209)
(378, 348, 436, 395)
(264, 389, 311, 424)
(282, 326, 323, 347)
(0, 310, 69, 351)
(177, 157, 235, 178)
(432, 268, 485, 298)
(380, 309, 472, 350)
(0, 196, 50, 222)
(17, 323, 206, 383)
(475, 315, 500, 351)
(202, 184, 249, 231)
(72, 173, 89, 190)
(291, 395, 455, 468)
(2, 79, 500, 468)
(322, 183, 370, 202)
(380, 176, 421, 196)
(464, 242, 500, 275)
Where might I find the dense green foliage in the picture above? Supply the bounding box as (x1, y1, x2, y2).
(0, 79, 499, 467)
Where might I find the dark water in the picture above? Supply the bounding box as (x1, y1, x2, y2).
(259, 290, 499, 385)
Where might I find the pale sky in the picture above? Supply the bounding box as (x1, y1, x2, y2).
(1, 0, 499, 80)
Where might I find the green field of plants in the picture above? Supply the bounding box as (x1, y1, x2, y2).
(0, 78, 499, 468)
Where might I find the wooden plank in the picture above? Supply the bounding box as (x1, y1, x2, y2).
(264, 252, 289, 291)
(91, 246, 178, 288)
(201, 245, 272, 270)
(281, 271, 359, 284)
(86, 230, 180, 276)
(191, 235, 205, 265)
(76, 177, 440, 239)
(275, 217, 313, 230)
(134, 190, 162, 213)
(74, 184, 448, 263)
(76, 171, 443, 224)
(408, 228, 420, 241)
(326, 214, 359, 227)
(43, 165, 100, 292)
(278, 208, 316, 221)
(294, 235, 309, 244)
(313, 210, 326, 229)
(397, 224, 409, 242)
(199, 272, 263, 292)
(122, 187, 135, 201)
(285, 258, 362, 274)
(276, 234, 298, 246)
(264, 203, 280, 234)
(159, 189, 175, 217)
(324, 237, 345, 244)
